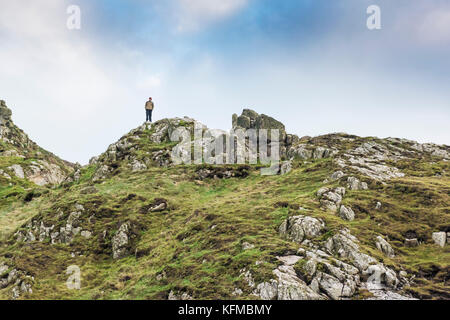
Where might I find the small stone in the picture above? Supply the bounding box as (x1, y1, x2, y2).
(432, 232, 446, 247)
(330, 171, 345, 181)
(404, 238, 419, 247)
(242, 242, 255, 250)
(232, 288, 243, 296)
(80, 231, 92, 239)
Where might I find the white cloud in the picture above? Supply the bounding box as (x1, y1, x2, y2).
(417, 9, 450, 44)
(0, 0, 143, 164)
(175, 0, 248, 32)
(137, 75, 162, 89)
(0, 1, 62, 38)
(393, 3, 450, 46)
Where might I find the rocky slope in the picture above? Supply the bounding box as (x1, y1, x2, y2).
(0, 100, 73, 186)
(0, 100, 74, 239)
(0, 108, 448, 300)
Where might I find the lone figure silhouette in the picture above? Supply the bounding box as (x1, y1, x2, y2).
(145, 97, 154, 122)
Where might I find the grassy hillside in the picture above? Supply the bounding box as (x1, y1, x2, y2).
(0, 101, 73, 241)
(0, 114, 448, 300)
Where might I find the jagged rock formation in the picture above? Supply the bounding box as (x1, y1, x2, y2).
(232, 109, 335, 161)
(84, 117, 205, 183)
(0, 100, 73, 186)
(249, 184, 415, 301)
(0, 262, 33, 300)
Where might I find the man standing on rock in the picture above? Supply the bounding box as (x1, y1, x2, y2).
(145, 97, 154, 122)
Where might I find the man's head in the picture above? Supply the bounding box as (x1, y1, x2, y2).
(149, 97, 152, 101)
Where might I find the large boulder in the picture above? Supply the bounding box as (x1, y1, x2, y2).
(112, 223, 130, 259)
(279, 215, 325, 243)
(339, 205, 355, 221)
(232, 109, 288, 153)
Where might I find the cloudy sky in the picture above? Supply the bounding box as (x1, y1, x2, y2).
(0, 0, 449, 164)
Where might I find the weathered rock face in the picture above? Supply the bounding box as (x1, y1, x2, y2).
(317, 187, 346, 213)
(432, 232, 446, 247)
(0, 100, 73, 186)
(279, 215, 325, 243)
(322, 229, 399, 290)
(254, 215, 403, 300)
(232, 109, 290, 160)
(347, 177, 368, 191)
(195, 165, 250, 180)
(89, 117, 203, 182)
(14, 204, 92, 245)
(333, 138, 449, 181)
(168, 290, 193, 300)
(0, 262, 34, 300)
(112, 223, 130, 259)
(254, 264, 325, 300)
(232, 109, 333, 162)
(255, 220, 406, 300)
(232, 109, 287, 139)
(375, 236, 395, 258)
(339, 205, 355, 221)
(330, 171, 345, 181)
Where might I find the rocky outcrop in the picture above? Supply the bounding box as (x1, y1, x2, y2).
(375, 236, 395, 258)
(279, 215, 325, 243)
(330, 171, 345, 181)
(258, 221, 406, 300)
(317, 187, 345, 213)
(89, 118, 203, 181)
(232, 109, 337, 162)
(287, 144, 337, 160)
(0, 100, 73, 186)
(254, 264, 325, 300)
(195, 165, 250, 180)
(112, 223, 131, 259)
(0, 262, 34, 300)
(347, 177, 368, 190)
(14, 204, 92, 245)
(323, 229, 399, 288)
(338, 205, 355, 221)
(232, 109, 287, 141)
(168, 290, 193, 300)
(334, 138, 449, 181)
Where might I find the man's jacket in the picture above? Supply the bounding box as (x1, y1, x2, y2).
(145, 101, 154, 110)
